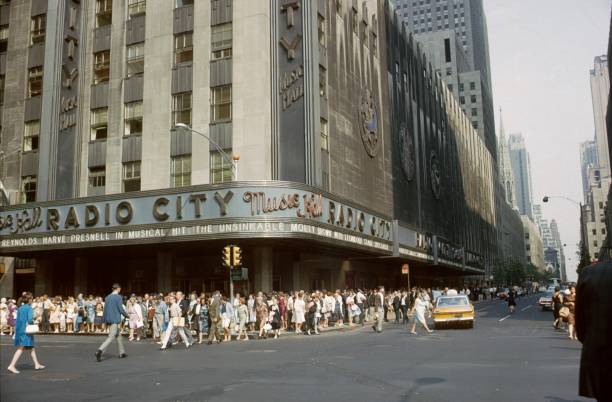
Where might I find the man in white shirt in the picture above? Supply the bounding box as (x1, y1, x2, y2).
(355, 290, 366, 325)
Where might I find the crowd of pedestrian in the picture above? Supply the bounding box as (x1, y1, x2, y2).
(1, 286, 462, 340)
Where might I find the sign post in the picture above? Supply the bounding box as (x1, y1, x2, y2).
(402, 263, 410, 292)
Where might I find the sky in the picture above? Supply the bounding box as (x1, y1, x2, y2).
(484, 0, 611, 282)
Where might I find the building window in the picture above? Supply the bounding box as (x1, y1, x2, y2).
(319, 66, 327, 97)
(171, 155, 191, 187)
(592, 229, 597, 235)
(126, 42, 144, 77)
(458, 83, 464, 92)
(124, 101, 142, 136)
(93, 50, 110, 84)
(23, 121, 40, 151)
(28, 67, 43, 97)
(122, 161, 141, 192)
(210, 150, 232, 184)
(594, 240, 598, 248)
(320, 118, 329, 151)
(210, 85, 231, 123)
(603, 228, 607, 235)
(459, 96, 465, 105)
(0, 25, 8, 53)
(88, 167, 106, 193)
(96, 0, 113, 27)
(90, 108, 108, 140)
(127, 0, 146, 18)
(472, 120, 478, 129)
(174, 32, 193, 65)
(30, 15, 46, 45)
(471, 108, 477, 116)
(172, 92, 191, 127)
(318, 15, 326, 47)
(175, 0, 193, 7)
(211, 23, 232, 60)
(470, 81, 476, 90)
(21, 176, 37, 203)
(599, 201, 604, 209)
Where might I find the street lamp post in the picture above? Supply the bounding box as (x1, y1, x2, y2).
(174, 123, 239, 180)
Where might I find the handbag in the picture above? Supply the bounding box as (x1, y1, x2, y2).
(559, 307, 570, 318)
(26, 324, 39, 334)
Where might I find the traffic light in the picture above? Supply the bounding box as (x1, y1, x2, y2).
(222, 245, 232, 267)
(232, 246, 242, 267)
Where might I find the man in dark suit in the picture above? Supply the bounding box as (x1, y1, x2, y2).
(95, 283, 129, 362)
(576, 261, 612, 401)
(207, 291, 223, 344)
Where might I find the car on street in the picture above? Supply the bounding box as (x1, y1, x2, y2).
(497, 288, 509, 299)
(538, 291, 553, 311)
(538, 285, 547, 292)
(432, 295, 474, 329)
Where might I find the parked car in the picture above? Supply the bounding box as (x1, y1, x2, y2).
(538, 285, 548, 292)
(432, 295, 474, 329)
(538, 291, 553, 311)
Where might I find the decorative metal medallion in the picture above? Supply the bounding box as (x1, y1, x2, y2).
(359, 89, 380, 158)
(398, 123, 415, 181)
(430, 150, 441, 199)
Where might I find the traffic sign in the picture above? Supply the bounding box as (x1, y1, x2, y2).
(402, 264, 410, 274)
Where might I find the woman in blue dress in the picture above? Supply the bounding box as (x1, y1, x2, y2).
(197, 296, 209, 344)
(7, 292, 45, 374)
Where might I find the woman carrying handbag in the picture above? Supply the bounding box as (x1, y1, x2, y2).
(7, 292, 45, 374)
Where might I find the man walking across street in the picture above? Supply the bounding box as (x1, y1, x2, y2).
(95, 284, 129, 362)
(207, 291, 223, 344)
(372, 286, 384, 333)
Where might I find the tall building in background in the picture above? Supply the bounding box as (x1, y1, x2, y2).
(590, 55, 610, 177)
(580, 140, 599, 203)
(508, 133, 534, 220)
(393, 0, 497, 161)
(498, 111, 517, 208)
(549, 219, 567, 281)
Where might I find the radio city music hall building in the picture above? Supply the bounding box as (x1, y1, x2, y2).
(0, 0, 524, 297)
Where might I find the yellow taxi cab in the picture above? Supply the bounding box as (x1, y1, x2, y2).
(432, 295, 475, 329)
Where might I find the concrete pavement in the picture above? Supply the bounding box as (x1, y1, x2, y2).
(0, 294, 588, 402)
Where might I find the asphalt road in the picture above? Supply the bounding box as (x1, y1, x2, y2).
(0, 294, 588, 402)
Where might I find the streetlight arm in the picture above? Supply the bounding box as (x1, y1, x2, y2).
(542, 195, 581, 207)
(175, 124, 237, 177)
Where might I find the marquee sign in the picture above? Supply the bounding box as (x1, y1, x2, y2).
(0, 183, 393, 253)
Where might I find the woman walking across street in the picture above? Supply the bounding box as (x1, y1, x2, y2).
(507, 289, 517, 314)
(256, 296, 269, 339)
(7, 293, 45, 374)
(160, 296, 190, 350)
(564, 287, 577, 340)
(269, 298, 282, 339)
(410, 291, 433, 335)
(236, 297, 249, 341)
(293, 292, 306, 334)
(197, 296, 210, 344)
(127, 296, 144, 341)
(552, 286, 564, 330)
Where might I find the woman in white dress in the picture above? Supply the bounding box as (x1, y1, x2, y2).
(410, 291, 433, 335)
(127, 297, 144, 341)
(293, 292, 306, 334)
(247, 294, 256, 331)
